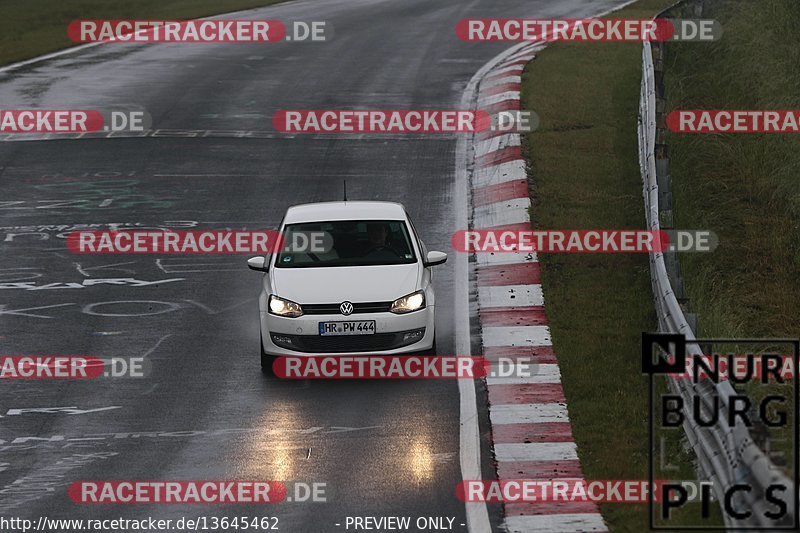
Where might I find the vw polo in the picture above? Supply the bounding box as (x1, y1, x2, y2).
(248, 201, 446, 369)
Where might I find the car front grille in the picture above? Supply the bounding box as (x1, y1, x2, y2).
(302, 301, 392, 315)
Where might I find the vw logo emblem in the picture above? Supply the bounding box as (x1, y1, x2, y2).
(339, 301, 354, 316)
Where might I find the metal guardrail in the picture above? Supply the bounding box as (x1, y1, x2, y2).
(638, 4, 796, 528)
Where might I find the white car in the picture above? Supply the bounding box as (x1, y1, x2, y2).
(247, 201, 447, 369)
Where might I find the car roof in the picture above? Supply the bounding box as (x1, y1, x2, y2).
(283, 201, 408, 224)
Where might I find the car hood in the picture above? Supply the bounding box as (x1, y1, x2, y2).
(271, 263, 421, 304)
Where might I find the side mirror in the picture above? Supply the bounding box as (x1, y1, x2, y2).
(247, 256, 268, 272)
(424, 251, 447, 267)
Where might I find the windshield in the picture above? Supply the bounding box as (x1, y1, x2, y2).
(274, 220, 417, 268)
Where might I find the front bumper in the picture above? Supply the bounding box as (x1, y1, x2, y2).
(260, 307, 435, 356)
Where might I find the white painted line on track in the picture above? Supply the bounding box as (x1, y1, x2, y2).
(478, 91, 521, 107)
(486, 365, 561, 385)
(480, 75, 522, 90)
(474, 134, 520, 158)
(505, 514, 608, 533)
(481, 326, 552, 348)
(473, 159, 528, 188)
(478, 284, 544, 308)
(495, 441, 578, 462)
(489, 403, 569, 425)
(489, 64, 525, 77)
(504, 45, 546, 62)
(473, 197, 531, 227)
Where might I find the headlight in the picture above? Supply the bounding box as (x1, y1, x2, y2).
(390, 290, 426, 314)
(269, 295, 304, 317)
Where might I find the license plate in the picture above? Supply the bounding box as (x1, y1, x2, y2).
(319, 320, 376, 336)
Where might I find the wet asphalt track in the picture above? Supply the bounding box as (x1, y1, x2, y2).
(0, 0, 629, 531)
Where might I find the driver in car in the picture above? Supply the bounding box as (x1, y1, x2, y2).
(365, 222, 400, 260)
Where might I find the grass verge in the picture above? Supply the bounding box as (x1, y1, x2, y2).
(0, 0, 288, 66)
(520, 0, 719, 530)
(666, 0, 799, 476)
